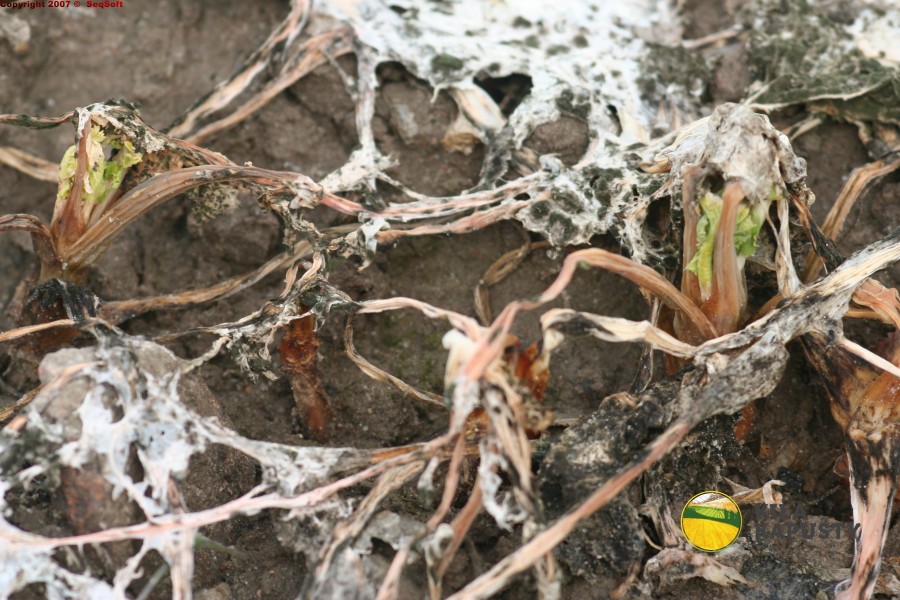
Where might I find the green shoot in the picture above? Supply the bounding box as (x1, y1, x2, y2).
(686, 192, 764, 302)
(56, 126, 142, 205)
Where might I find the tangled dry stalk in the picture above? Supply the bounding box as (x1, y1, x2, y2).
(2, 1, 900, 599)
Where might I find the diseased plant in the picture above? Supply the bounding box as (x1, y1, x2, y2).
(493, 104, 900, 600)
(2, 1, 900, 599)
(791, 196, 900, 600)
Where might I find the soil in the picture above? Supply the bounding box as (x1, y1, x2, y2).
(1, 1, 898, 599)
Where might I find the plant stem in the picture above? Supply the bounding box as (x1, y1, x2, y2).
(280, 310, 332, 442)
(838, 433, 899, 600)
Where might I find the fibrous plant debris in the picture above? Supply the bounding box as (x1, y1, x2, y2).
(2, 1, 900, 600)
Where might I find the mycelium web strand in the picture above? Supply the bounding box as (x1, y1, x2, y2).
(305, 461, 426, 598)
(431, 480, 484, 597)
(375, 434, 471, 600)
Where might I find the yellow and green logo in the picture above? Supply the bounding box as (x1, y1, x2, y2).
(680, 491, 742, 552)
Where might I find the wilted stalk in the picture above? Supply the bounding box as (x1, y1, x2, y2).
(789, 191, 900, 600)
(802, 331, 900, 600)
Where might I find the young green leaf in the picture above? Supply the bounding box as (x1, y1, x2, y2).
(686, 192, 763, 301)
(56, 126, 142, 205)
